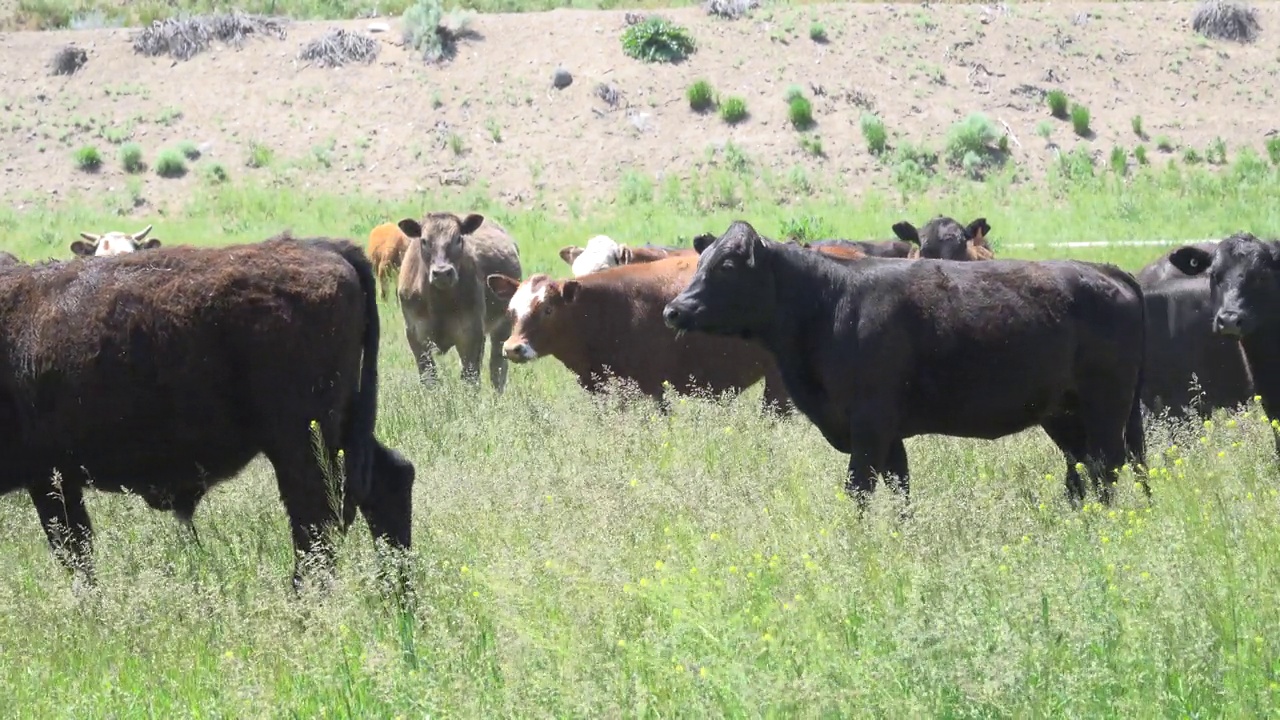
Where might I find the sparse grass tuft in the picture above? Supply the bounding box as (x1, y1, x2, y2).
(1109, 146, 1128, 175)
(719, 96, 748, 125)
(120, 143, 145, 173)
(202, 162, 229, 184)
(1157, 136, 1175, 153)
(1047, 89, 1069, 119)
(1267, 136, 1280, 166)
(1191, 0, 1260, 43)
(1206, 137, 1228, 165)
(860, 113, 888, 156)
(621, 15, 696, 64)
(687, 79, 716, 112)
(809, 21, 827, 42)
(176, 140, 201, 161)
(799, 134, 824, 158)
(154, 148, 187, 177)
(786, 88, 814, 131)
(73, 144, 102, 172)
(1131, 115, 1145, 139)
(1135, 145, 1149, 165)
(1070, 104, 1091, 137)
(246, 141, 273, 169)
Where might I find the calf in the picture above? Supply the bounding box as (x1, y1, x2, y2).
(663, 221, 1147, 507)
(891, 216, 994, 261)
(1137, 242, 1253, 419)
(486, 254, 791, 413)
(367, 222, 411, 301)
(397, 212, 522, 392)
(0, 234, 414, 589)
(558, 239, 696, 275)
(70, 224, 162, 257)
(1167, 234, 1280, 454)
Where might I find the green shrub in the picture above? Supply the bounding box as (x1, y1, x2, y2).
(621, 16, 696, 64)
(719, 96, 748, 125)
(809, 22, 826, 42)
(687, 79, 715, 112)
(944, 113, 1000, 175)
(860, 113, 887, 155)
(1131, 114, 1145, 138)
(246, 142, 273, 168)
(1109, 146, 1127, 175)
(202, 162, 229, 184)
(1268, 136, 1280, 166)
(120, 143, 144, 173)
(154, 148, 186, 178)
(1070, 104, 1091, 136)
(176, 140, 201, 160)
(787, 95, 813, 130)
(73, 145, 101, 171)
(1046, 89, 1069, 118)
(1135, 145, 1149, 165)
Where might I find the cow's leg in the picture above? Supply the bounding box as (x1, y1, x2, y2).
(457, 329, 485, 389)
(27, 478, 95, 583)
(404, 324, 439, 386)
(884, 439, 910, 502)
(845, 433, 892, 511)
(1041, 415, 1089, 508)
(1080, 406, 1133, 508)
(264, 439, 343, 593)
(487, 330, 509, 393)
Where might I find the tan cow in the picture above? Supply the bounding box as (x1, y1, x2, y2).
(367, 222, 410, 301)
(397, 212, 522, 392)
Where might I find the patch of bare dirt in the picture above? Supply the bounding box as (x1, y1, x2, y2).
(0, 2, 1276, 215)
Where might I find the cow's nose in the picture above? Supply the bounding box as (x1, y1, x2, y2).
(1213, 310, 1244, 336)
(503, 342, 535, 362)
(662, 306, 681, 326)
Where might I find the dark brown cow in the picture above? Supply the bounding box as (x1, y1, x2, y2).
(663, 221, 1147, 508)
(1137, 241, 1253, 419)
(891, 216, 994, 261)
(486, 254, 791, 414)
(0, 251, 18, 266)
(397, 212, 522, 392)
(0, 234, 415, 588)
(1167, 234, 1280, 454)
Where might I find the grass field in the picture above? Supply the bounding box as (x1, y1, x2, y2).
(3, 163, 1280, 716)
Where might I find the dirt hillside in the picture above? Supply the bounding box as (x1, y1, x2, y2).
(0, 2, 1276, 215)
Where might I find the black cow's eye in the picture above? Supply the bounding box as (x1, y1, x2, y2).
(722, 259, 735, 271)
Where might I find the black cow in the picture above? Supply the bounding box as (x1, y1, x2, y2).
(1136, 242, 1253, 419)
(663, 221, 1148, 507)
(0, 234, 415, 589)
(891, 216, 994, 261)
(1168, 233, 1280, 453)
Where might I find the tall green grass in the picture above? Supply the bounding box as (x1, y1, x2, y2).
(2, 166, 1280, 715)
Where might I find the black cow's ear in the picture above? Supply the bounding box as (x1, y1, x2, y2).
(892, 221, 920, 244)
(693, 233, 717, 254)
(397, 219, 423, 239)
(1168, 245, 1213, 277)
(561, 280, 581, 303)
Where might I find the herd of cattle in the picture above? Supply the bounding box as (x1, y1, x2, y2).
(0, 210, 1272, 591)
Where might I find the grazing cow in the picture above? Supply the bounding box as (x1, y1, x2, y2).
(0, 251, 18, 266)
(0, 233, 415, 588)
(891, 216, 994, 261)
(486, 254, 791, 414)
(1167, 234, 1280, 453)
(70, 224, 161, 257)
(558, 238, 696, 275)
(1136, 242, 1253, 419)
(663, 221, 1147, 507)
(397, 212, 522, 392)
(367, 222, 411, 301)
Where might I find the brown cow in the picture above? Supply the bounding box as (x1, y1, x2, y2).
(486, 254, 791, 414)
(367, 222, 411, 301)
(803, 239, 915, 259)
(557, 236, 696, 276)
(397, 212, 522, 392)
(71, 224, 162, 257)
(0, 233, 415, 589)
(891, 216, 994, 261)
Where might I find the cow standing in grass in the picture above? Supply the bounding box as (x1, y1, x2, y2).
(70, 224, 162, 257)
(367, 222, 410, 301)
(487, 253, 792, 415)
(663, 221, 1147, 507)
(1137, 241, 1253, 419)
(0, 233, 415, 589)
(1167, 234, 1280, 454)
(397, 212, 522, 392)
(891, 216, 994, 261)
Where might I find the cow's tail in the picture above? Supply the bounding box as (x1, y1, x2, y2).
(1114, 265, 1149, 494)
(333, 240, 381, 526)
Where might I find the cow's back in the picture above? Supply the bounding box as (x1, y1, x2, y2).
(0, 240, 368, 488)
(469, 219, 522, 325)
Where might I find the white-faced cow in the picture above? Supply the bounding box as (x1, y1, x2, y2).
(397, 212, 522, 392)
(663, 221, 1147, 508)
(1137, 241, 1253, 419)
(0, 233, 414, 590)
(70, 224, 162, 257)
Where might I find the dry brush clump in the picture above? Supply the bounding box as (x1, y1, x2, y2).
(1192, 0, 1260, 43)
(132, 11, 289, 62)
(704, 0, 759, 20)
(299, 28, 380, 67)
(49, 45, 88, 76)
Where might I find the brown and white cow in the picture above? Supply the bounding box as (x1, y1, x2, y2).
(70, 224, 162, 257)
(397, 212, 522, 392)
(557, 237, 697, 276)
(486, 254, 791, 414)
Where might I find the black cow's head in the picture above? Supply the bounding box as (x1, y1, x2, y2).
(664, 221, 775, 341)
(892, 215, 992, 261)
(1169, 233, 1280, 338)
